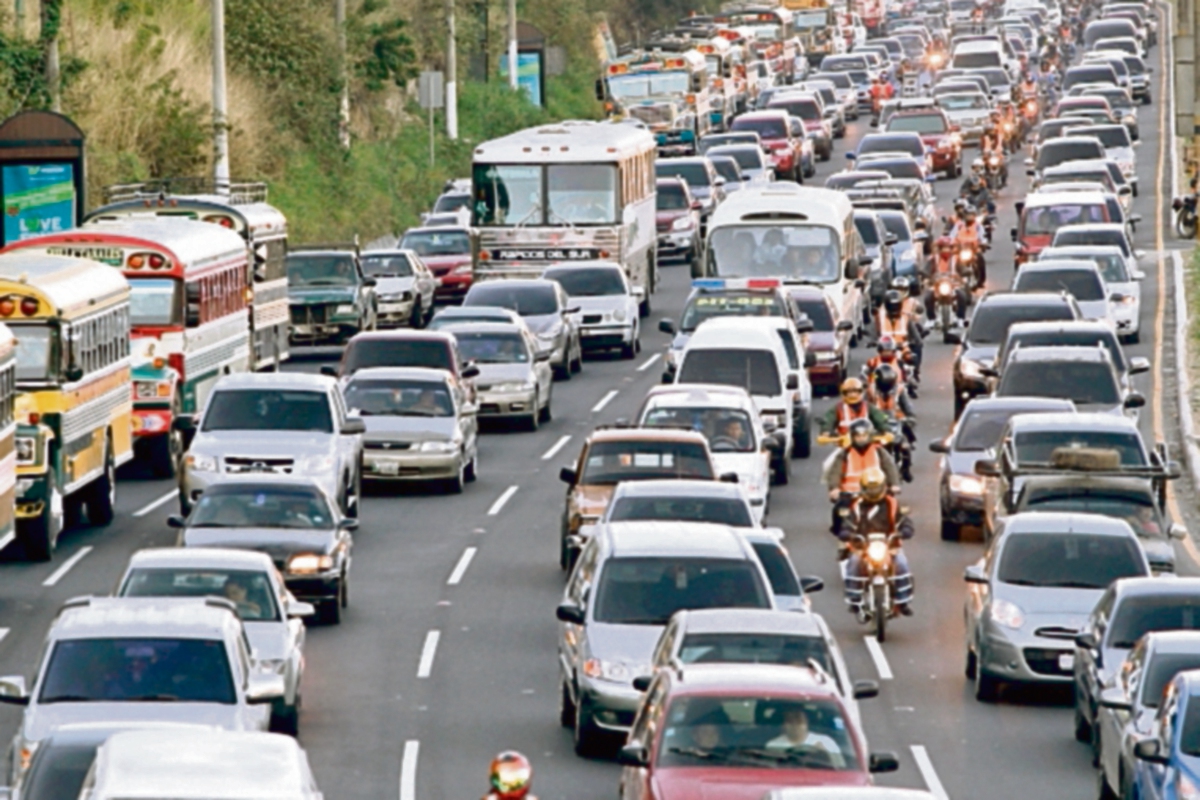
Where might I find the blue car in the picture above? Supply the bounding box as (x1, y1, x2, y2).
(877, 209, 925, 279)
(1131, 668, 1200, 799)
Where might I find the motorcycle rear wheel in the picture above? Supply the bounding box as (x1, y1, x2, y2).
(875, 603, 887, 642)
(1177, 211, 1197, 240)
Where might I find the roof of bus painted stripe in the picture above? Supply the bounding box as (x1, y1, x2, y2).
(472, 121, 657, 163)
(5, 217, 248, 274)
(85, 197, 287, 238)
(707, 185, 855, 230)
(0, 251, 129, 315)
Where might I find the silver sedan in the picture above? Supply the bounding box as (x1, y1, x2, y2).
(441, 322, 553, 430)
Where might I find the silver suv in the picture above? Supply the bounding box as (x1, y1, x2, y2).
(0, 597, 286, 782)
(175, 373, 364, 516)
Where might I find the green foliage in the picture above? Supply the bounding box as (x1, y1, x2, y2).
(0, 0, 86, 116)
(140, 73, 210, 178)
(349, 0, 419, 91)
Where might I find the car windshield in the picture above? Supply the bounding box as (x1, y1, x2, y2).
(202, 389, 333, 433)
(1052, 229, 1130, 257)
(609, 495, 753, 526)
(344, 378, 455, 417)
(286, 255, 357, 287)
(21, 741, 97, 800)
(399, 230, 471, 256)
(642, 407, 757, 453)
(967, 303, 1076, 344)
(658, 183, 690, 211)
(657, 695, 860, 771)
(998, 361, 1121, 406)
(1108, 597, 1200, 649)
(854, 217, 880, 246)
(11, 324, 56, 383)
(769, 98, 821, 121)
(858, 159, 923, 180)
(712, 147, 764, 171)
(187, 486, 334, 530)
(938, 94, 990, 110)
(1181, 696, 1200, 756)
(879, 214, 912, 241)
(547, 165, 618, 225)
(129, 279, 180, 327)
(1027, 493, 1163, 540)
(1073, 127, 1131, 148)
(1004, 330, 1126, 372)
(606, 71, 691, 101)
(658, 162, 712, 188)
(1014, 431, 1146, 466)
(39, 638, 237, 704)
(581, 440, 715, 484)
(998, 533, 1146, 588)
(680, 293, 787, 332)
(343, 339, 453, 374)
(434, 193, 469, 213)
(677, 633, 832, 674)
(1014, 269, 1105, 301)
(428, 310, 512, 329)
(465, 284, 558, 316)
(1141, 654, 1200, 707)
(361, 253, 415, 277)
(452, 331, 530, 364)
(711, 159, 742, 184)
(544, 267, 626, 297)
(1024, 204, 1108, 235)
(708, 225, 839, 282)
(594, 557, 769, 625)
(790, 297, 834, 330)
(119, 568, 280, 622)
(955, 408, 1034, 451)
(679, 348, 782, 396)
(888, 114, 948, 133)
(859, 135, 922, 156)
(1037, 141, 1106, 170)
(1055, 252, 1128, 283)
(627, 103, 676, 126)
(731, 116, 787, 140)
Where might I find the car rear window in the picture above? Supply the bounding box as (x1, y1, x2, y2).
(1013, 430, 1147, 466)
(657, 162, 712, 188)
(608, 496, 753, 527)
(967, 302, 1077, 344)
(342, 338, 453, 375)
(677, 632, 833, 674)
(681, 293, 788, 332)
(1052, 229, 1131, 257)
(858, 134, 923, 156)
(1002, 329, 1125, 371)
(1070, 126, 1131, 148)
(1024, 493, 1162, 540)
(887, 114, 947, 134)
(997, 360, 1121, 406)
(1108, 597, 1200, 649)
(464, 283, 558, 315)
(581, 440, 715, 484)
(953, 50, 1002, 69)
(20, 742, 97, 800)
(1037, 140, 1107, 170)
(39, 638, 237, 704)
(657, 181, 689, 210)
(120, 568, 280, 622)
(769, 97, 821, 121)
(679, 348, 782, 396)
(1014, 269, 1105, 301)
(399, 230, 470, 256)
(955, 408, 1035, 451)
(593, 557, 769, 624)
(1023, 204, 1108, 235)
(731, 116, 787, 140)
(998, 533, 1146, 588)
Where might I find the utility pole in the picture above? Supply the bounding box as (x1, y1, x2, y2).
(446, 0, 458, 140)
(41, 0, 60, 112)
(336, 0, 351, 149)
(15, 0, 24, 36)
(212, 0, 231, 194)
(507, 0, 517, 90)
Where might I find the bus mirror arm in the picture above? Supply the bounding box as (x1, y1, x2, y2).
(64, 364, 83, 383)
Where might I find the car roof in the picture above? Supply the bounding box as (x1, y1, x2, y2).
(1111, 576, 1200, 602)
(50, 597, 241, 641)
(348, 329, 457, 343)
(961, 396, 1077, 414)
(468, 278, 557, 290)
(977, 290, 1074, 307)
(688, 315, 792, 343)
(765, 790, 936, 799)
(212, 372, 334, 392)
(1006, 319, 1116, 336)
(612, 478, 747, 500)
(641, 383, 757, 411)
(1043, 245, 1126, 257)
(126, 547, 276, 573)
(1004, 344, 1111, 364)
(676, 608, 825, 636)
(1007, 410, 1137, 433)
(1144, 630, 1200, 655)
(670, 663, 841, 697)
(1054, 222, 1127, 234)
(602, 521, 753, 559)
(436, 321, 526, 336)
(196, 478, 329, 497)
(1016, 261, 1103, 276)
(587, 427, 711, 445)
(1002, 511, 1139, 536)
(1021, 190, 1111, 207)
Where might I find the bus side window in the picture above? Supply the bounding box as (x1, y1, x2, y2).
(186, 281, 202, 327)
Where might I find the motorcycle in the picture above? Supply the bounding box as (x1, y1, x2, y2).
(1174, 194, 1198, 239)
(931, 272, 967, 340)
(844, 532, 904, 641)
(984, 151, 1006, 190)
(956, 243, 983, 291)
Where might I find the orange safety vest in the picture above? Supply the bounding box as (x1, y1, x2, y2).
(841, 445, 883, 493)
(877, 312, 908, 343)
(836, 401, 869, 432)
(871, 388, 904, 418)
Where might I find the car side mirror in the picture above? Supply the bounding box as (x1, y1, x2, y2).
(65, 364, 84, 383)
(617, 743, 650, 767)
(1098, 685, 1132, 711)
(632, 675, 653, 692)
(461, 363, 481, 379)
(287, 600, 316, 618)
(786, 373, 800, 390)
(964, 564, 988, 583)
(974, 459, 1000, 477)
(1124, 392, 1146, 409)
(1129, 357, 1150, 375)
(1075, 631, 1099, 650)
(800, 575, 824, 593)
(1170, 523, 1189, 540)
(363, 277, 378, 287)
(836, 320, 854, 332)
(658, 318, 677, 335)
(853, 679, 880, 699)
(804, 351, 816, 368)
(795, 318, 814, 334)
(536, 351, 552, 362)
(858, 255, 873, 267)
(320, 365, 338, 377)
(869, 752, 900, 773)
(559, 467, 577, 485)
(1009, 227, 1018, 241)
(167, 514, 186, 529)
(1133, 738, 1169, 765)
(171, 415, 196, 434)
(0, 676, 27, 706)
(1110, 292, 1126, 303)
(719, 472, 740, 484)
(246, 672, 286, 704)
(1132, 269, 1147, 280)
(1129, 213, 1143, 224)
(338, 518, 360, 530)
(342, 417, 366, 435)
(691, 199, 703, 210)
(555, 602, 586, 625)
(846, 152, 858, 160)
(928, 438, 949, 454)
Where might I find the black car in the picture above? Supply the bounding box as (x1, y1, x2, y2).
(170, 480, 355, 623)
(929, 396, 1075, 541)
(947, 292, 1081, 417)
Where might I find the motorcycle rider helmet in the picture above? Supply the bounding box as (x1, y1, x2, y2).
(848, 418, 874, 451)
(971, 157, 984, 173)
(964, 205, 978, 222)
(890, 275, 912, 295)
(860, 466, 888, 501)
(969, 172, 984, 188)
(874, 363, 899, 394)
(489, 752, 533, 800)
(877, 336, 899, 362)
(840, 377, 865, 404)
(883, 289, 903, 317)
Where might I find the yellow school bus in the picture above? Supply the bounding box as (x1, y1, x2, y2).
(0, 252, 134, 560)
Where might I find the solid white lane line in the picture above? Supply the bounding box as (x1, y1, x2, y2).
(542, 435, 572, 461)
(862, 636, 894, 681)
(399, 740, 419, 800)
(591, 389, 619, 413)
(42, 546, 94, 587)
(911, 745, 950, 800)
(416, 630, 440, 678)
(132, 489, 179, 518)
(0, 531, 14, 552)
(447, 547, 477, 585)
(0, 628, 9, 644)
(637, 353, 661, 372)
(488, 486, 519, 515)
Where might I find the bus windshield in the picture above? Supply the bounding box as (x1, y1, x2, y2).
(12, 325, 54, 382)
(793, 10, 828, 28)
(473, 164, 618, 226)
(606, 72, 691, 101)
(548, 165, 618, 225)
(709, 225, 840, 282)
(129, 279, 180, 327)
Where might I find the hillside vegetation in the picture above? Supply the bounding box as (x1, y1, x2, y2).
(0, 0, 624, 242)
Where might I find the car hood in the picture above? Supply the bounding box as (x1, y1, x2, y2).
(658, 210, 691, 227)
(995, 583, 1107, 630)
(586, 622, 665, 666)
(244, 620, 289, 662)
(574, 484, 615, 517)
(476, 363, 536, 385)
(192, 431, 335, 458)
(182, 528, 335, 560)
(571, 296, 629, 315)
(653, 766, 867, 800)
(360, 415, 458, 441)
(524, 314, 562, 335)
(946, 448, 990, 476)
(420, 254, 471, 271)
(374, 276, 417, 296)
(288, 286, 356, 304)
(24, 703, 249, 744)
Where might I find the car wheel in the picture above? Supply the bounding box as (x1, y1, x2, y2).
(539, 390, 553, 423)
(621, 338, 637, 360)
(149, 397, 183, 478)
(464, 450, 478, 482)
(940, 518, 961, 541)
(270, 700, 300, 736)
(554, 348, 571, 381)
(525, 409, 540, 432)
(954, 392, 966, 420)
(559, 680, 577, 728)
(410, 299, 423, 329)
(792, 416, 811, 459)
(1097, 757, 1118, 800)
(974, 651, 999, 702)
(321, 580, 344, 624)
(346, 469, 362, 518)
(574, 697, 603, 757)
(570, 341, 583, 373)
(20, 470, 62, 562)
(446, 462, 465, 494)
(772, 454, 790, 486)
(965, 645, 977, 679)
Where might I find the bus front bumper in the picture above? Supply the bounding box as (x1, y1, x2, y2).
(15, 471, 49, 519)
(133, 407, 173, 438)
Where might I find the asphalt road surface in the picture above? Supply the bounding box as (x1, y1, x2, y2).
(0, 28, 1190, 800)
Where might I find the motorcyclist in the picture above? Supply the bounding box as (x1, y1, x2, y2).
(869, 362, 916, 483)
(484, 752, 537, 800)
(959, 171, 994, 215)
(924, 236, 970, 323)
(840, 467, 915, 618)
(819, 377, 892, 436)
(824, 419, 901, 534)
(875, 290, 923, 385)
(869, 77, 889, 125)
(892, 276, 924, 321)
(950, 205, 988, 286)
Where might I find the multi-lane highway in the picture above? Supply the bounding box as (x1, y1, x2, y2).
(0, 22, 1192, 800)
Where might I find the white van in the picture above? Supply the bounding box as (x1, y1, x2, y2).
(673, 317, 806, 484)
(704, 185, 868, 342)
(951, 40, 1004, 71)
(81, 728, 324, 800)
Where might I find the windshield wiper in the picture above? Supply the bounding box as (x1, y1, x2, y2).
(126, 694, 182, 702)
(667, 746, 725, 761)
(40, 694, 96, 703)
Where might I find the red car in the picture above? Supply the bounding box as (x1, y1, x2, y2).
(398, 226, 474, 303)
(618, 664, 897, 800)
(885, 108, 962, 178)
(730, 111, 804, 182)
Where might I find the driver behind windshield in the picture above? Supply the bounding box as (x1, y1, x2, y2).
(765, 705, 847, 768)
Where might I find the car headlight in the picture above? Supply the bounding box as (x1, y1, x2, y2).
(1119, 295, 1136, 305)
(937, 279, 955, 297)
(959, 358, 985, 379)
(611, 308, 627, 323)
(287, 553, 335, 574)
(185, 453, 218, 472)
(949, 473, 985, 495)
(989, 598, 1025, 630)
(297, 454, 337, 473)
(672, 216, 693, 231)
(15, 436, 36, 465)
(335, 304, 356, 315)
(420, 441, 460, 453)
(582, 658, 650, 684)
(489, 382, 534, 394)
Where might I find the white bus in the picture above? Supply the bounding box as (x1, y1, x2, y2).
(471, 121, 659, 316)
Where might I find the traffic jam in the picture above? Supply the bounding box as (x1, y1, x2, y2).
(0, 0, 1190, 796)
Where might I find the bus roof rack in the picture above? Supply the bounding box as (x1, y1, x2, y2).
(289, 237, 361, 255)
(103, 178, 270, 205)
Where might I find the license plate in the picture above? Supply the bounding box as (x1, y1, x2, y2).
(1059, 653, 1075, 671)
(375, 462, 399, 476)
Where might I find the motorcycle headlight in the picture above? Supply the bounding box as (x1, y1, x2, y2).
(960, 248, 973, 261)
(671, 216, 693, 231)
(989, 598, 1025, 630)
(418, 440, 458, 452)
(937, 280, 954, 297)
(287, 553, 335, 574)
(185, 453, 218, 472)
(866, 539, 889, 564)
(949, 473, 985, 495)
(335, 304, 356, 315)
(297, 454, 337, 473)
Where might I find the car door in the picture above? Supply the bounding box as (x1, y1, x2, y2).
(620, 675, 670, 800)
(1100, 641, 1143, 789)
(413, 254, 437, 308)
(561, 542, 598, 698)
(329, 390, 360, 490)
(272, 570, 306, 701)
(1078, 587, 1115, 728)
(454, 379, 478, 459)
(1137, 687, 1179, 799)
(528, 332, 552, 407)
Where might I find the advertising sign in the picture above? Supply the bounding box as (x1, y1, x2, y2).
(499, 51, 544, 107)
(2, 163, 76, 244)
